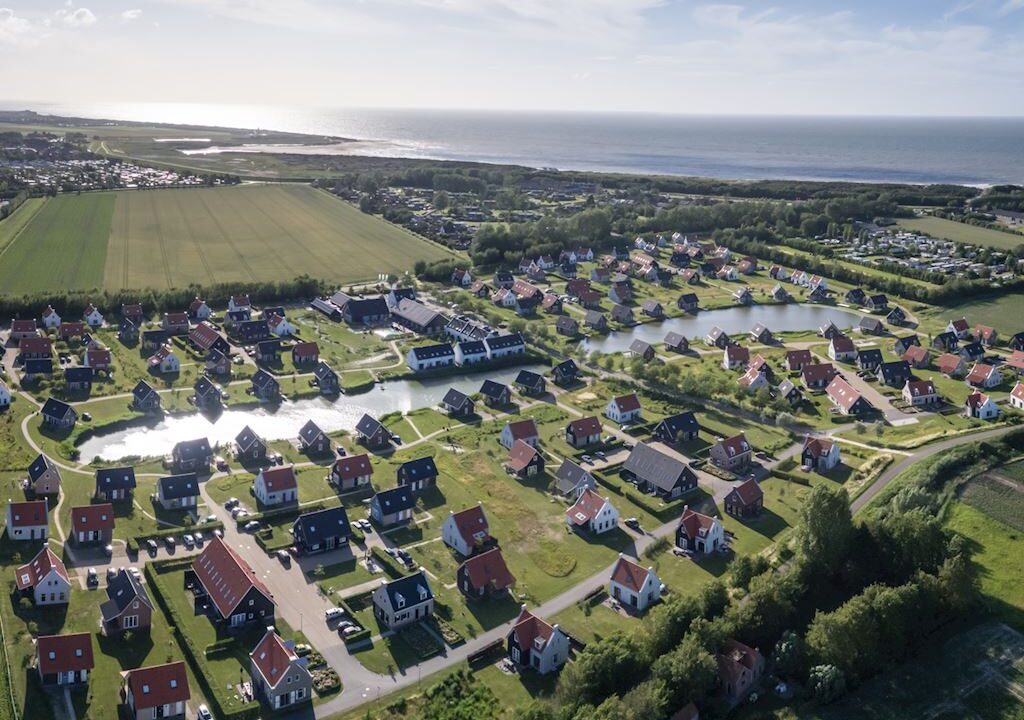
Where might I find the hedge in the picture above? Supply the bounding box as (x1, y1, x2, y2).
(0, 275, 328, 321)
(370, 547, 409, 579)
(129, 522, 223, 554)
(239, 502, 325, 529)
(144, 562, 261, 720)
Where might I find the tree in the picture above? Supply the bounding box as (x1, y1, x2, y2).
(797, 485, 853, 571)
(773, 630, 804, 679)
(650, 633, 718, 710)
(808, 664, 846, 704)
(557, 632, 649, 708)
(433, 191, 450, 211)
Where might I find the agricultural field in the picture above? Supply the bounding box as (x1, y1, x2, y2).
(897, 215, 1024, 251)
(0, 184, 455, 294)
(0, 192, 113, 293)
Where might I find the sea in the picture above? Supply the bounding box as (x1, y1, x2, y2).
(5, 101, 1024, 185)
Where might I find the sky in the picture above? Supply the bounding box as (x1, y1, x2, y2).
(1, 0, 1023, 116)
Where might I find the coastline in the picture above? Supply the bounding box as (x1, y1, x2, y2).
(3, 102, 1023, 186)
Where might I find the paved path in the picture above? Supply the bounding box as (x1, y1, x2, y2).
(8, 320, 1019, 719)
(850, 425, 1017, 514)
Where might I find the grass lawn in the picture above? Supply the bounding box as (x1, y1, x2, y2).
(945, 502, 1024, 630)
(0, 196, 46, 253)
(959, 473, 1024, 533)
(798, 622, 1024, 720)
(897, 215, 1024, 251)
(0, 537, 206, 720)
(0, 399, 39, 471)
(0, 193, 113, 294)
(0, 185, 455, 295)
(149, 565, 313, 715)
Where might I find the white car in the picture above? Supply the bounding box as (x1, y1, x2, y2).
(197, 705, 213, 720)
(325, 607, 346, 622)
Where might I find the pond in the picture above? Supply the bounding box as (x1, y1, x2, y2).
(582, 303, 863, 355)
(78, 364, 546, 462)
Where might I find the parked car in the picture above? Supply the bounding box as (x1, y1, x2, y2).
(581, 455, 592, 464)
(147, 539, 158, 554)
(107, 566, 119, 581)
(341, 625, 361, 638)
(87, 568, 98, 586)
(205, 514, 218, 523)
(104, 544, 113, 557)
(244, 521, 261, 532)
(215, 456, 229, 471)
(595, 451, 607, 460)
(82, 412, 92, 422)
(197, 705, 213, 720)
(624, 517, 641, 531)
(225, 497, 239, 509)
(213, 528, 223, 539)
(164, 536, 176, 550)
(182, 534, 195, 549)
(325, 607, 346, 622)
(276, 550, 291, 566)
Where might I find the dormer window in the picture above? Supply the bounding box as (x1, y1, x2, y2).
(142, 684, 150, 694)
(395, 593, 405, 609)
(533, 637, 545, 651)
(418, 586, 428, 600)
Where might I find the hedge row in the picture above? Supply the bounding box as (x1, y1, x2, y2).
(370, 546, 409, 579)
(127, 522, 223, 554)
(333, 595, 373, 646)
(144, 562, 261, 720)
(771, 470, 812, 487)
(240, 502, 326, 529)
(0, 276, 328, 321)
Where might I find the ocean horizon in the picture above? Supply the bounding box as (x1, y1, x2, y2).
(4, 101, 1024, 186)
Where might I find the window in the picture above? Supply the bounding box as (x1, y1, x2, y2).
(123, 615, 138, 629)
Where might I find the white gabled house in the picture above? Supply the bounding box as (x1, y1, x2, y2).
(41, 306, 61, 329)
(82, 304, 104, 328)
(608, 555, 663, 613)
(506, 606, 570, 675)
(15, 546, 70, 606)
(965, 391, 1000, 420)
(604, 393, 641, 424)
(565, 488, 619, 535)
(441, 505, 492, 557)
(254, 465, 298, 507)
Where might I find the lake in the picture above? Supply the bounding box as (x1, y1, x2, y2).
(78, 364, 545, 462)
(581, 303, 861, 355)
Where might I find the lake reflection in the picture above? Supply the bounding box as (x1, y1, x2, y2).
(78, 364, 545, 461)
(582, 303, 861, 354)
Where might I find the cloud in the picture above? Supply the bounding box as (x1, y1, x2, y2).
(1001, 0, 1024, 12)
(411, 0, 663, 35)
(0, 7, 44, 45)
(156, 0, 387, 34)
(121, 9, 143, 22)
(58, 7, 96, 26)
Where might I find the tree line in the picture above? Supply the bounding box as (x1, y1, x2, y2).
(0, 276, 328, 320)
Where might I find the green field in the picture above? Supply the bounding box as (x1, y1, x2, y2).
(897, 215, 1024, 250)
(0, 184, 454, 293)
